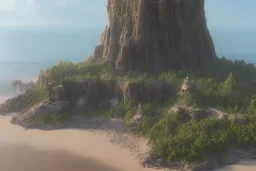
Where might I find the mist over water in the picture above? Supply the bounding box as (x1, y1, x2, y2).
(0, 28, 102, 97)
(0, 61, 55, 96)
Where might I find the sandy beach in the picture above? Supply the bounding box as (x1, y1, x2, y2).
(215, 161, 256, 171)
(2, 116, 256, 171)
(0, 115, 163, 171)
(1, 95, 256, 171)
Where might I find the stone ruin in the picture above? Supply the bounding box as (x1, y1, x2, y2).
(181, 76, 196, 93)
(53, 85, 65, 101)
(46, 83, 66, 101)
(38, 70, 52, 87)
(38, 70, 66, 101)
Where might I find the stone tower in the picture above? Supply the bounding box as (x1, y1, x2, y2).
(181, 76, 196, 93)
(93, 0, 216, 72)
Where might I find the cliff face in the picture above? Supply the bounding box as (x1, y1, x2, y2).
(94, 0, 216, 72)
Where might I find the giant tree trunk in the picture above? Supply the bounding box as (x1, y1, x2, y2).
(93, 0, 216, 72)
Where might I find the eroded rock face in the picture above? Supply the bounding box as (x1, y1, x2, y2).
(94, 0, 216, 72)
(123, 81, 176, 103)
(0, 88, 36, 114)
(64, 79, 176, 104)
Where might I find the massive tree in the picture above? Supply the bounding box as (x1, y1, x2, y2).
(93, 0, 216, 72)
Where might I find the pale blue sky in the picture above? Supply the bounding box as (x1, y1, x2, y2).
(0, 0, 255, 29)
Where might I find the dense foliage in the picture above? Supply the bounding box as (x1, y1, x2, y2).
(105, 99, 256, 164)
(44, 56, 256, 111)
(31, 56, 256, 164)
(47, 58, 117, 84)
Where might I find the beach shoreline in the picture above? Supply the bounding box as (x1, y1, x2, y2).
(0, 115, 167, 171)
(2, 89, 256, 171)
(0, 91, 163, 171)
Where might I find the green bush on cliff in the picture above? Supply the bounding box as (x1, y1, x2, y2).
(28, 85, 48, 106)
(143, 96, 256, 164)
(147, 116, 256, 164)
(29, 55, 256, 164)
(105, 100, 135, 118)
(42, 103, 74, 124)
(47, 59, 116, 85)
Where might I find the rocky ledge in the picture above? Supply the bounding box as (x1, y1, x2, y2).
(10, 99, 69, 128)
(0, 88, 36, 114)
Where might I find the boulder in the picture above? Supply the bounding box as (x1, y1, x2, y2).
(11, 100, 69, 127)
(0, 88, 35, 114)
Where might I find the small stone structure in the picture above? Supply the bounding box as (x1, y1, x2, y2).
(47, 82, 54, 101)
(38, 70, 52, 87)
(181, 76, 196, 93)
(53, 85, 65, 101)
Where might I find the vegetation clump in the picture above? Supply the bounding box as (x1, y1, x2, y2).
(17, 56, 256, 165)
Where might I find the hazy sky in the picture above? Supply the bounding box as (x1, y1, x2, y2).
(0, 0, 255, 29)
(0, 0, 107, 28)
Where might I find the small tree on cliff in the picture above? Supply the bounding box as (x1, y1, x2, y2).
(220, 73, 235, 97)
(246, 96, 256, 122)
(220, 72, 241, 107)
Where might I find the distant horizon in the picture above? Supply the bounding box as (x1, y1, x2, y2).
(0, 27, 255, 63)
(0, 0, 255, 63)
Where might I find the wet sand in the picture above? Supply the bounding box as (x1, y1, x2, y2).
(0, 116, 161, 171)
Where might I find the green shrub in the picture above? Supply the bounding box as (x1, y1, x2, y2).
(105, 101, 135, 118)
(42, 103, 74, 124)
(192, 109, 209, 121)
(25, 85, 49, 107)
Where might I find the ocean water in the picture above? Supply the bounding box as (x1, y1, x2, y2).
(210, 28, 256, 63)
(0, 28, 103, 97)
(0, 27, 255, 97)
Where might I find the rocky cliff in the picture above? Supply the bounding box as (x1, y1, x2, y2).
(94, 0, 216, 72)
(66, 79, 177, 104)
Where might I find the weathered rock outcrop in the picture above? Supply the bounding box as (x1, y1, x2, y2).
(65, 79, 177, 104)
(94, 0, 216, 72)
(11, 100, 69, 128)
(122, 81, 177, 103)
(38, 70, 52, 86)
(0, 88, 35, 114)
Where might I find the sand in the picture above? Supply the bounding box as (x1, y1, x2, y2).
(215, 161, 256, 171)
(3, 117, 256, 171)
(0, 115, 164, 171)
(1, 96, 256, 171)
